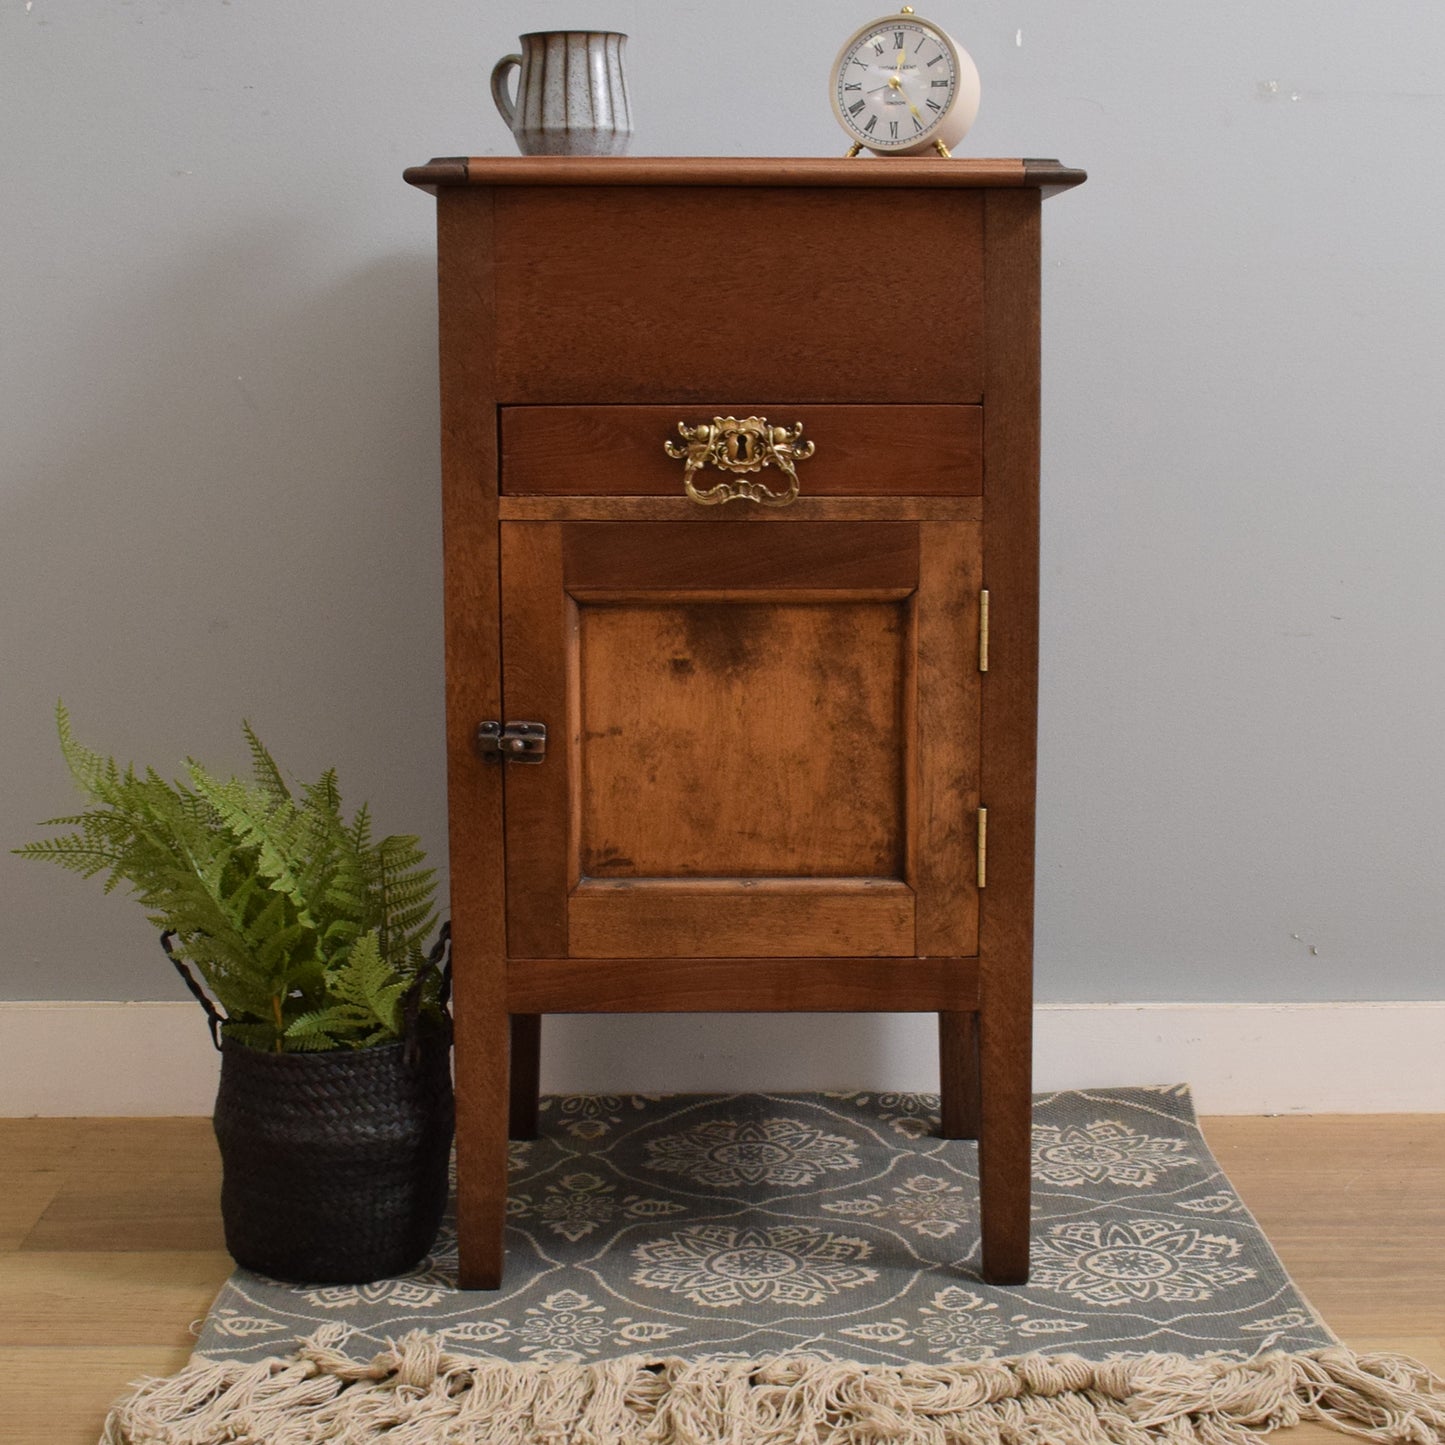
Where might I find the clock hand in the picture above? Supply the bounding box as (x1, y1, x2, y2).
(885, 73, 923, 116)
(886, 65, 928, 122)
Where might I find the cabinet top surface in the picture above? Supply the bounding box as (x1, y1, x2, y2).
(404, 155, 1085, 196)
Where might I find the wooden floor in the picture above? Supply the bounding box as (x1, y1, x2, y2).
(0, 1114, 1440, 1444)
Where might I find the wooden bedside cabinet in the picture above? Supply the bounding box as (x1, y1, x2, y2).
(404, 156, 1085, 1290)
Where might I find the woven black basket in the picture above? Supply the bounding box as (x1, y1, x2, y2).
(212, 1015, 454, 1283)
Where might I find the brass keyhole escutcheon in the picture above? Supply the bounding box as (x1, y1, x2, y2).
(665, 415, 815, 506)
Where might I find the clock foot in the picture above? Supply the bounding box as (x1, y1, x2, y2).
(934, 139, 952, 159)
(844, 142, 864, 158)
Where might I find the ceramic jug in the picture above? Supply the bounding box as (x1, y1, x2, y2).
(491, 31, 632, 157)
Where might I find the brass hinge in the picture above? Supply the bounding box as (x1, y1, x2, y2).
(979, 589, 990, 672)
(976, 807, 988, 889)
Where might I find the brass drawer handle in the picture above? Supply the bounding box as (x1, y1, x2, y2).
(664, 415, 814, 507)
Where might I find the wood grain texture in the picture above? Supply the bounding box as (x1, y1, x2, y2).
(436, 189, 510, 1289)
(0, 1249, 229, 1345)
(2, 1116, 225, 1252)
(500, 518, 947, 962)
(3, 1114, 1434, 1445)
(20, 1170, 223, 1253)
(939, 1011, 982, 1139)
(577, 598, 907, 879)
(421, 163, 1082, 1286)
(492, 187, 984, 404)
(1203, 1115, 1445, 1342)
(500, 523, 571, 958)
(913, 522, 982, 956)
(0, 1119, 83, 1249)
(568, 878, 916, 959)
(507, 956, 979, 1012)
(0, 1173, 65, 1251)
(404, 156, 1086, 193)
(975, 189, 1042, 1286)
(562, 521, 919, 592)
(0, 1117, 90, 1173)
(501, 405, 983, 496)
(499, 495, 985, 523)
(1, 1345, 197, 1445)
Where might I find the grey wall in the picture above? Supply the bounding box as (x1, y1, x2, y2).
(3, 1, 1442, 1011)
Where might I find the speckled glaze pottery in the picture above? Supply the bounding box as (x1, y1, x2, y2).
(491, 31, 632, 157)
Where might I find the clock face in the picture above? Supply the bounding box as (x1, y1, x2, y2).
(833, 16, 958, 151)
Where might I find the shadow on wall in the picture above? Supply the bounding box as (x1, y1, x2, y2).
(542, 1014, 923, 1096)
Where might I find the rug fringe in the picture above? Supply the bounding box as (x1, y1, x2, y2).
(100, 1330, 1445, 1444)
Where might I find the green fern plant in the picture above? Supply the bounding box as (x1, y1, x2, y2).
(15, 704, 444, 1052)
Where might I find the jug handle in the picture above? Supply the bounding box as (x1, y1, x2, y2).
(491, 53, 522, 128)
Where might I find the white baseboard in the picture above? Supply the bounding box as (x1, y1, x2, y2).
(2, 1000, 1442, 1117)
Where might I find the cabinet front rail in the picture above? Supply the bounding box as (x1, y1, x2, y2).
(506, 956, 980, 1013)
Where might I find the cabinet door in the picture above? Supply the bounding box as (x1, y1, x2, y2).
(500, 520, 981, 960)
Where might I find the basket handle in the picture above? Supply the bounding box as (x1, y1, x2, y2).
(402, 921, 452, 1066)
(160, 931, 226, 1052)
(160, 925, 453, 1059)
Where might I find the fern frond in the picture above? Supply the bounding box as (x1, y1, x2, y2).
(370, 834, 438, 965)
(13, 836, 124, 878)
(242, 721, 293, 809)
(187, 767, 316, 922)
(301, 769, 343, 825)
(348, 802, 373, 858)
(55, 700, 116, 802)
(330, 930, 387, 1001)
(21, 713, 441, 1052)
(223, 1019, 281, 1051)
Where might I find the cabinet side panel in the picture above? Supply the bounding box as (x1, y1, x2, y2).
(436, 189, 509, 1289)
(977, 188, 1041, 1284)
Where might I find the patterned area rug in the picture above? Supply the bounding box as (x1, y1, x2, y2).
(198, 1085, 1333, 1366)
(104, 1087, 1445, 1443)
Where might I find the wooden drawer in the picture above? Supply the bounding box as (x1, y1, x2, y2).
(500, 404, 983, 497)
(491, 186, 984, 405)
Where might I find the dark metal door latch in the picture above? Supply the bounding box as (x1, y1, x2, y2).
(476, 720, 547, 763)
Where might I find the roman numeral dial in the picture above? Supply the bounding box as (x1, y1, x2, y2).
(830, 10, 979, 156)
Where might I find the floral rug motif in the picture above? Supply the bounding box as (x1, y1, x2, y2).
(196, 1085, 1335, 1367)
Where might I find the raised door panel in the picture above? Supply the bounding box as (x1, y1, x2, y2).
(578, 599, 905, 879)
(500, 520, 981, 959)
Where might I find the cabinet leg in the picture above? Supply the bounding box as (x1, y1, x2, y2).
(509, 1014, 541, 1140)
(938, 1011, 981, 1139)
(977, 1003, 1032, 1285)
(455, 996, 509, 1290)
